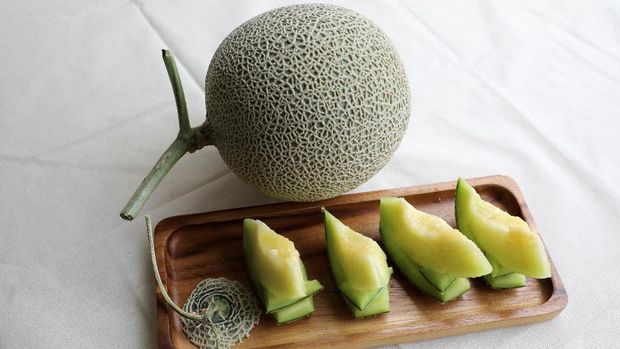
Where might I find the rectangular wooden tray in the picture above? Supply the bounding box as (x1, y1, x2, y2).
(154, 175, 567, 348)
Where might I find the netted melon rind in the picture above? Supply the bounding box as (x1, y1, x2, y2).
(181, 278, 261, 349)
(205, 4, 411, 201)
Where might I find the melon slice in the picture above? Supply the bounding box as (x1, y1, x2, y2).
(380, 197, 491, 277)
(379, 197, 491, 302)
(455, 178, 551, 283)
(383, 238, 471, 302)
(323, 208, 392, 316)
(243, 219, 322, 323)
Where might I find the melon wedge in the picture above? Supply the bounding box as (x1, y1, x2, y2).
(380, 197, 491, 302)
(380, 197, 491, 277)
(243, 219, 322, 323)
(455, 178, 551, 280)
(382, 236, 472, 303)
(244, 219, 305, 299)
(323, 208, 392, 316)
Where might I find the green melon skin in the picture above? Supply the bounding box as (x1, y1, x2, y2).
(483, 253, 526, 289)
(323, 209, 392, 317)
(272, 296, 316, 324)
(455, 178, 551, 289)
(252, 280, 320, 324)
(483, 272, 526, 289)
(243, 219, 323, 323)
(261, 280, 322, 313)
(344, 287, 390, 319)
(420, 268, 456, 292)
(204, 4, 411, 202)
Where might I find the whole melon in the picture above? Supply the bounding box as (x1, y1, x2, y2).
(203, 4, 411, 201)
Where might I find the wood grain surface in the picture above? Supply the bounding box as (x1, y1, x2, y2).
(153, 175, 567, 348)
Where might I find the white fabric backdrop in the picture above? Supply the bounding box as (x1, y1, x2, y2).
(1, 0, 619, 347)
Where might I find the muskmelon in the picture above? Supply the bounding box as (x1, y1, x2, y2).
(121, 4, 410, 220)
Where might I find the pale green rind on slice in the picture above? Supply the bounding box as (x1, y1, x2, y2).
(381, 229, 470, 303)
(344, 287, 390, 319)
(487, 253, 514, 278)
(264, 279, 323, 313)
(420, 268, 456, 292)
(323, 208, 392, 312)
(339, 274, 393, 311)
(455, 178, 551, 279)
(483, 272, 527, 289)
(339, 283, 385, 312)
(379, 197, 491, 277)
(435, 277, 471, 302)
(272, 297, 315, 324)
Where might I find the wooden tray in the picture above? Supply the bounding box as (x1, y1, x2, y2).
(153, 175, 567, 348)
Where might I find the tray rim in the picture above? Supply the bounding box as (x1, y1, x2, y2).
(153, 175, 568, 348)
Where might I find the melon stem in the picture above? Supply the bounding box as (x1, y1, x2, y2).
(120, 50, 205, 221)
(120, 134, 192, 220)
(162, 49, 191, 134)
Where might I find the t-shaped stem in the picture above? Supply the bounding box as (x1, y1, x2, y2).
(120, 50, 205, 221)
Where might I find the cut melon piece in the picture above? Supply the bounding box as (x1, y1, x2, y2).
(244, 219, 305, 299)
(379, 197, 491, 302)
(243, 219, 322, 323)
(323, 208, 392, 316)
(455, 178, 551, 281)
(380, 197, 491, 277)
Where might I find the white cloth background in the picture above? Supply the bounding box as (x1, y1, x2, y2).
(1, 0, 619, 348)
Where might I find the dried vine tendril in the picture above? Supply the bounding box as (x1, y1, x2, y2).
(146, 216, 260, 349)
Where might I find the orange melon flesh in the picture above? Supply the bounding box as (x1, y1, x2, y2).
(455, 178, 551, 279)
(379, 197, 491, 277)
